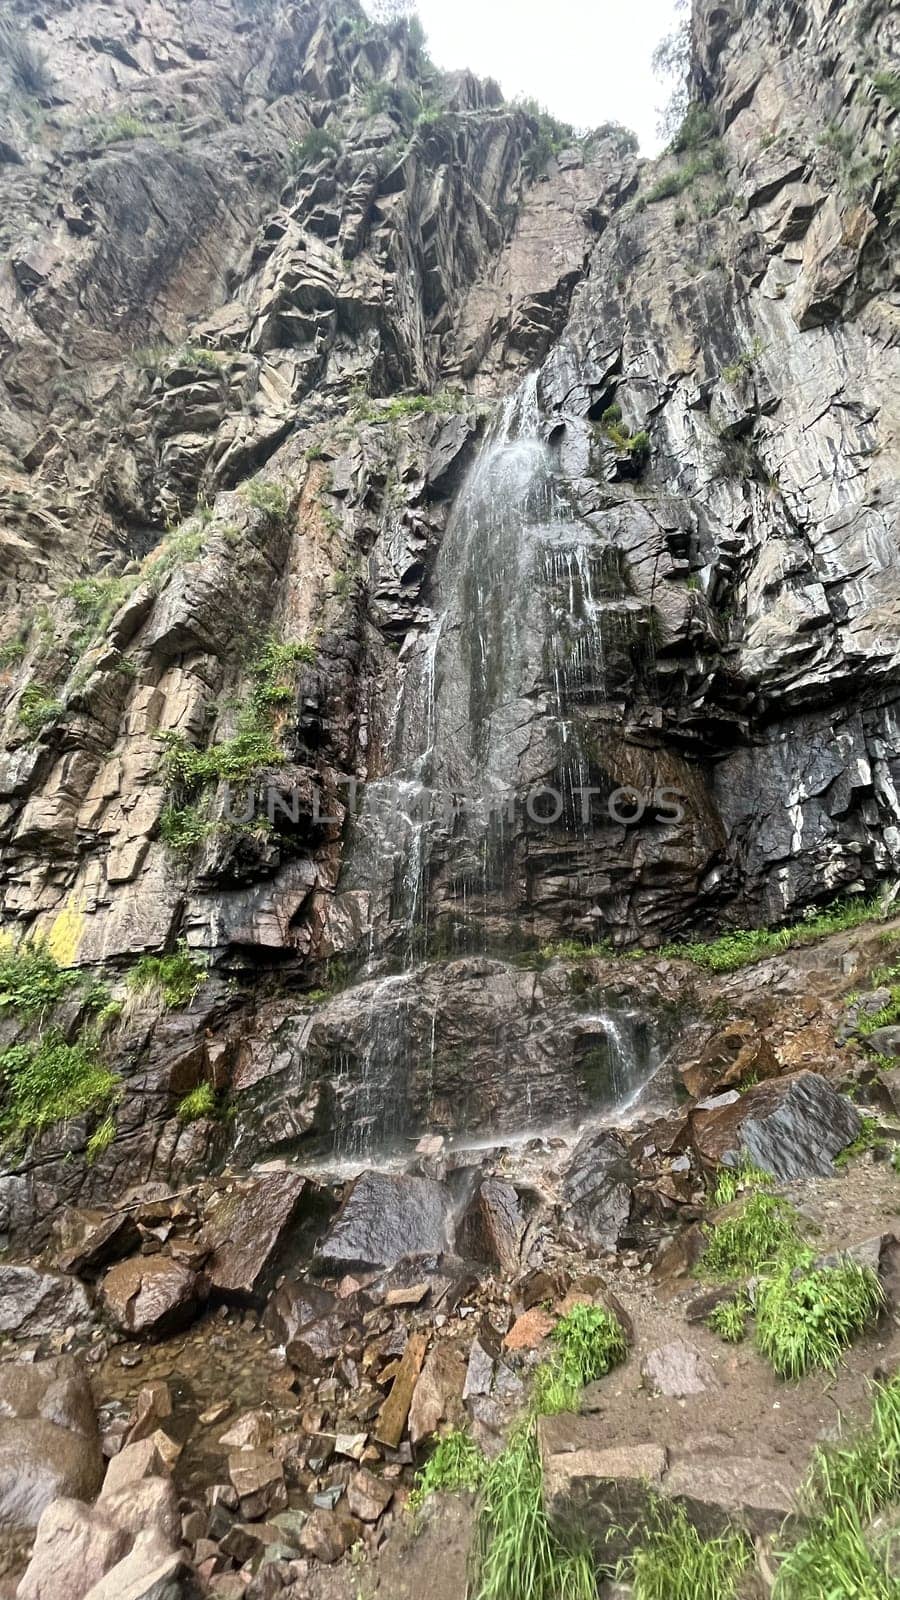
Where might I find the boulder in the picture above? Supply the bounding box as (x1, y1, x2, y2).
(641, 1340, 717, 1397)
(560, 1130, 636, 1251)
(690, 1071, 862, 1179)
(540, 1415, 666, 1563)
(298, 1507, 360, 1564)
(665, 1450, 801, 1537)
(374, 1331, 428, 1449)
(679, 1021, 780, 1099)
(56, 1212, 142, 1280)
(263, 1280, 337, 1347)
(16, 1498, 129, 1600)
(100, 1256, 205, 1339)
(0, 1264, 93, 1339)
(100, 1436, 172, 1499)
(202, 1171, 319, 1301)
(457, 1179, 528, 1274)
(347, 1469, 394, 1523)
(80, 1532, 200, 1600)
(0, 1358, 103, 1532)
(227, 1451, 287, 1520)
(408, 1341, 468, 1447)
(316, 1172, 454, 1270)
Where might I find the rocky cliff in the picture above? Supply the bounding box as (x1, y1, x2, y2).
(0, 0, 899, 1593)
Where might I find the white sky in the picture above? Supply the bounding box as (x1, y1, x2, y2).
(412, 0, 683, 154)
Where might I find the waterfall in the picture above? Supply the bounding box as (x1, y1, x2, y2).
(310, 374, 661, 1159)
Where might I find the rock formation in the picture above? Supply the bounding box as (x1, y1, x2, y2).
(0, 0, 898, 1592)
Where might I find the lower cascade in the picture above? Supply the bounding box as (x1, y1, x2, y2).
(0, 0, 898, 1595)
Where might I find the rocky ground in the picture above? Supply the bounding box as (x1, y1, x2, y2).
(1, 918, 900, 1597)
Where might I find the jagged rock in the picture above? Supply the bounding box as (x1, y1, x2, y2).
(664, 1450, 801, 1537)
(868, 1028, 900, 1061)
(408, 1341, 468, 1447)
(298, 1507, 360, 1564)
(347, 1469, 393, 1523)
(539, 1419, 667, 1563)
(0, 1358, 103, 1532)
(56, 1211, 143, 1280)
(374, 1331, 428, 1449)
(202, 1171, 320, 1301)
(680, 1021, 780, 1099)
(0, 1264, 93, 1338)
(560, 1130, 636, 1250)
(124, 1383, 173, 1447)
(641, 1341, 717, 1397)
(457, 1179, 529, 1274)
(263, 1279, 338, 1347)
(80, 1534, 200, 1600)
(503, 1308, 555, 1351)
(99, 1257, 205, 1339)
(690, 1071, 862, 1179)
(100, 1436, 174, 1498)
(227, 1452, 287, 1520)
(316, 1173, 454, 1270)
(16, 1497, 129, 1600)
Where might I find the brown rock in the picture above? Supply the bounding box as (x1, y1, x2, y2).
(202, 1172, 318, 1302)
(56, 1211, 142, 1280)
(16, 1497, 127, 1600)
(227, 1451, 287, 1519)
(124, 1383, 172, 1447)
(347, 1468, 394, 1522)
(457, 1179, 528, 1274)
(503, 1308, 555, 1352)
(680, 1021, 779, 1100)
(0, 1359, 103, 1533)
(100, 1256, 205, 1339)
(298, 1508, 360, 1564)
(409, 1341, 468, 1447)
(690, 1071, 862, 1180)
(374, 1331, 428, 1449)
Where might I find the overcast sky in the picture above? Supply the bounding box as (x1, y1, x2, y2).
(410, 0, 683, 154)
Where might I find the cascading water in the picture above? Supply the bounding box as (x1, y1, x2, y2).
(308, 374, 663, 1158)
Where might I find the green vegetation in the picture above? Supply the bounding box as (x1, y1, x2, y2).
(531, 1304, 628, 1415)
(620, 1501, 750, 1600)
(755, 1256, 883, 1380)
(858, 982, 900, 1037)
(515, 98, 575, 181)
(287, 126, 342, 172)
(660, 894, 884, 973)
(176, 1082, 218, 1122)
(91, 112, 152, 145)
(159, 804, 211, 855)
(17, 684, 63, 737)
(0, 938, 79, 1017)
(711, 1156, 773, 1207)
(871, 70, 900, 111)
(700, 1192, 803, 1279)
(0, 1030, 118, 1145)
(597, 404, 651, 465)
(474, 1423, 595, 1600)
(589, 121, 639, 155)
(250, 634, 316, 709)
(409, 1427, 487, 1515)
(467, 1304, 627, 1599)
(706, 1292, 750, 1343)
(351, 389, 466, 425)
(127, 943, 206, 1009)
(672, 103, 719, 153)
(538, 938, 611, 963)
(85, 1113, 116, 1165)
(721, 336, 764, 385)
(240, 479, 289, 520)
(835, 1115, 883, 1165)
(0, 639, 26, 669)
(645, 147, 725, 205)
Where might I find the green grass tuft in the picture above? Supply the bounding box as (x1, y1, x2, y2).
(176, 1082, 218, 1122)
(700, 1192, 803, 1279)
(17, 684, 63, 737)
(241, 479, 289, 520)
(0, 938, 79, 1017)
(707, 1292, 750, 1343)
(86, 1113, 116, 1165)
(755, 1256, 884, 1380)
(774, 1374, 900, 1596)
(712, 1157, 774, 1207)
(532, 1304, 628, 1415)
(409, 1427, 486, 1514)
(660, 895, 884, 974)
(127, 943, 206, 1009)
(474, 1424, 595, 1600)
(621, 1500, 751, 1600)
(835, 1115, 884, 1166)
(0, 1030, 118, 1144)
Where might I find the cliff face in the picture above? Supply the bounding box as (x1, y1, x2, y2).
(0, 0, 898, 1220)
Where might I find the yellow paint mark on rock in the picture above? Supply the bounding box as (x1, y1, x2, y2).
(46, 897, 85, 968)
